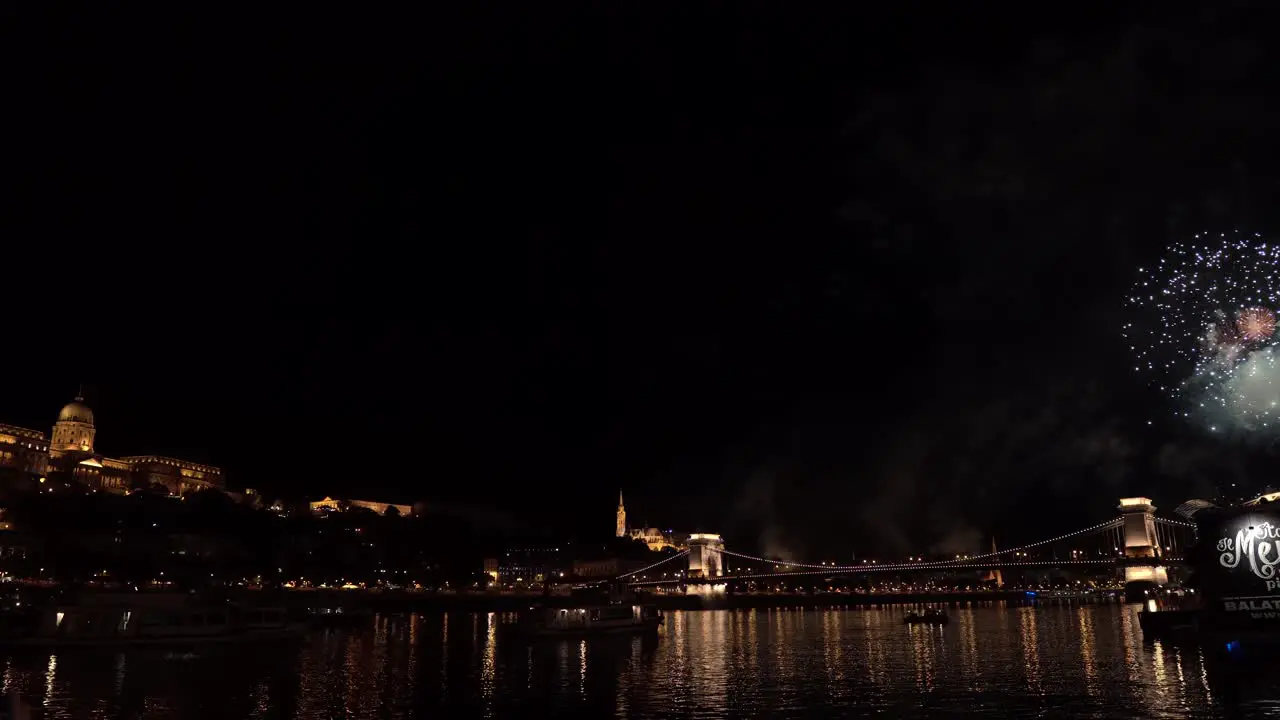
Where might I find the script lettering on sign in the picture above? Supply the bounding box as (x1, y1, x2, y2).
(1219, 521, 1280, 589)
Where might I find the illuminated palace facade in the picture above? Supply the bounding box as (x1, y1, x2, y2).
(0, 393, 223, 495)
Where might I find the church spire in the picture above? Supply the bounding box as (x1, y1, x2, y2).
(75, 383, 84, 402)
(615, 490, 627, 538)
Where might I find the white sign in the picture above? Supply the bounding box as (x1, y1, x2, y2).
(1219, 521, 1280, 590)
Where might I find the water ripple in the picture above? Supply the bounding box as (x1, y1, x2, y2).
(0, 605, 1276, 717)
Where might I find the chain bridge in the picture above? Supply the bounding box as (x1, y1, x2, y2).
(614, 497, 1197, 593)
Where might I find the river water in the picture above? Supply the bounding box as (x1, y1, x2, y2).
(0, 603, 1276, 718)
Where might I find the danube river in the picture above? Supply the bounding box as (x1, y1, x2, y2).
(0, 604, 1275, 718)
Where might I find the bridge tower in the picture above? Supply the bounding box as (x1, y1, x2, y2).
(687, 534, 724, 579)
(685, 533, 726, 601)
(1118, 497, 1168, 586)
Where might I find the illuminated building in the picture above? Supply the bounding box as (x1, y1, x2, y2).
(224, 487, 263, 508)
(49, 397, 95, 456)
(0, 392, 224, 495)
(122, 456, 224, 496)
(309, 496, 413, 516)
(572, 557, 648, 580)
(616, 490, 627, 538)
(614, 492, 688, 550)
(0, 424, 50, 486)
(628, 526, 688, 552)
(495, 546, 567, 584)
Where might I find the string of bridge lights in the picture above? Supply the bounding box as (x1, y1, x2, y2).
(614, 549, 689, 580)
(690, 557, 1185, 583)
(1153, 516, 1198, 529)
(718, 517, 1128, 574)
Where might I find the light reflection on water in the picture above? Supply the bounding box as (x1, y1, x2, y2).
(3, 605, 1280, 717)
(1078, 606, 1097, 696)
(1020, 606, 1040, 695)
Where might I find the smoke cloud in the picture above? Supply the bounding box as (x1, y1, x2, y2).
(931, 526, 984, 557)
(1216, 346, 1280, 435)
(730, 469, 801, 562)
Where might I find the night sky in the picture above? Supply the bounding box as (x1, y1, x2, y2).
(6, 5, 1280, 559)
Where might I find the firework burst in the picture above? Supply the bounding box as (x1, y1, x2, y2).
(1238, 306, 1276, 342)
(1124, 231, 1280, 433)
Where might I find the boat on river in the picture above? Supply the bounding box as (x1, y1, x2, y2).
(1137, 606, 1199, 637)
(904, 609, 949, 626)
(514, 603, 663, 638)
(307, 606, 374, 629)
(511, 584, 663, 638)
(1161, 491, 1280, 654)
(0, 592, 306, 647)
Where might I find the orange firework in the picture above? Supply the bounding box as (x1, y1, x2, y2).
(1237, 306, 1277, 341)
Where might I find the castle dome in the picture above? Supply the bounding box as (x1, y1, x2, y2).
(57, 397, 94, 425)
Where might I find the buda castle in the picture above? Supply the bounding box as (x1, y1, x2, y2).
(0, 392, 223, 496)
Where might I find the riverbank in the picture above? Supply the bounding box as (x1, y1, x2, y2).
(10, 586, 1128, 614)
(256, 588, 1120, 613)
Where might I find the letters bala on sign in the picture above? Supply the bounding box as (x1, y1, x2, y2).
(1225, 599, 1280, 612)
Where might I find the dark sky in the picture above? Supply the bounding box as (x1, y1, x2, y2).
(5, 4, 1280, 558)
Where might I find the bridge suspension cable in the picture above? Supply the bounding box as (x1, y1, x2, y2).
(1152, 516, 1197, 556)
(720, 517, 1126, 573)
(614, 550, 689, 580)
(1153, 516, 1197, 529)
